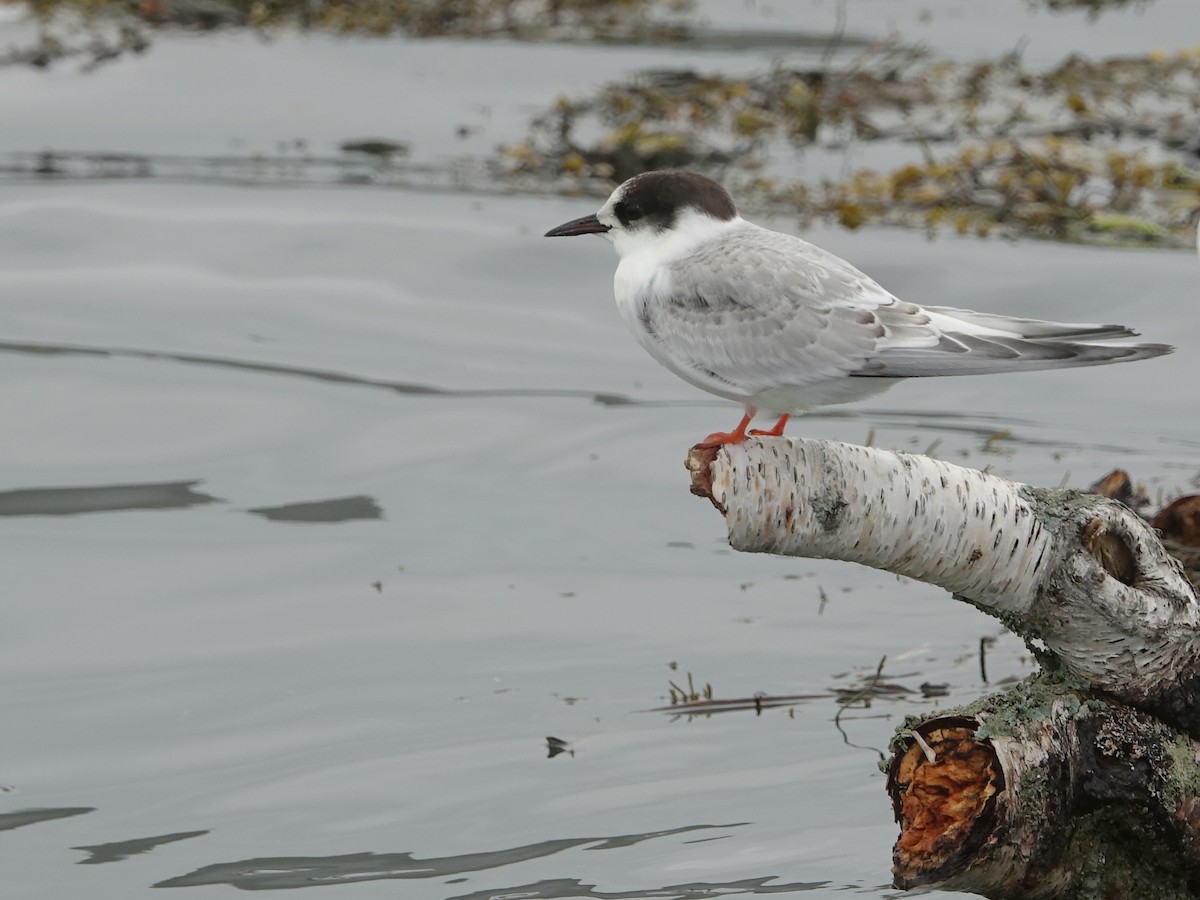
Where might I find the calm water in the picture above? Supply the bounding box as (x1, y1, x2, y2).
(2, 3, 1198, 898)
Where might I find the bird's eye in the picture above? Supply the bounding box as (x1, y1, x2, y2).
(614, 201, 643, 226)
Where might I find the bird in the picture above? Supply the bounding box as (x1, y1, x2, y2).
(544, 170, 1172, 448)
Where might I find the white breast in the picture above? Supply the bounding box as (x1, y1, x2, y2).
(611, 210, 744, 338)
(610, 214, 758, 403)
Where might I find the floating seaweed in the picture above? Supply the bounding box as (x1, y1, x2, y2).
(506, 47, 1200, 246)
(0, 0, 696, 68)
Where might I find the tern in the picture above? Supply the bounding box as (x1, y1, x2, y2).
(545, 170, 1172, 447)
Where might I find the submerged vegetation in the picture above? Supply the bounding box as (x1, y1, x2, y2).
(514, 48, 1200, 165)
(505, 49, 1200, 246)
(0, 0, 694, 66)
(2, 0, 1197, 246)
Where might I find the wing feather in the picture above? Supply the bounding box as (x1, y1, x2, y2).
(639, 224, 929, 396)
(625, 221, 1171, 403)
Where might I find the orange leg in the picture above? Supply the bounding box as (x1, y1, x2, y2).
(697, 411, 754, 449)
(749, 413, 790, 438)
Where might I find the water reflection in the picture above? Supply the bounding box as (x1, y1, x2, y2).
(442, 875, 830, 899)
(0, 339, 1071, 448)
(247, 496, 383, 524)
(0, 807, 94, 831)
(0, 481, 219, 516)
(0, 339, 634, 407)
(153, 825, 766, 890)
(0, 480, 389, 523)
(74, 830, 210, 865)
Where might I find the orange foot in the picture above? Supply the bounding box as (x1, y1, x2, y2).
(697, 412, 754, 449)
(749, 413, 790, 438)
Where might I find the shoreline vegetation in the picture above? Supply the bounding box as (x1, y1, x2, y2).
(2, 0, 1198, 247)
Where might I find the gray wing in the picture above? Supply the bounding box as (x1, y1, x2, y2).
(643, 225, 1171, 389)
(857, 305, 1173, 376)
(641, 225, 934, 395)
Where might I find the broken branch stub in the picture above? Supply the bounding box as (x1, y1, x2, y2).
(887, 684, 1200, 896)
(686, 438, 1200, 707)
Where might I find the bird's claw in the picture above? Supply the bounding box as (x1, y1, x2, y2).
(697, 430, 749, 449)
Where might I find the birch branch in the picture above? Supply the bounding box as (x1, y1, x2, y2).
(685, 437, 1200, 896)
(686, 438, 1200, 710)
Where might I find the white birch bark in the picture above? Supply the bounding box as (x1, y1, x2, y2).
(687, 438, 1200, 704)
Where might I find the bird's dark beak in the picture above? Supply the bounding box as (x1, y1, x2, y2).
(544, 214, 611, 237)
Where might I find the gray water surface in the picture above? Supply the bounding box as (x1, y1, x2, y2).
(3, 178, 1194, 899)
(2, 6, 1198, 898)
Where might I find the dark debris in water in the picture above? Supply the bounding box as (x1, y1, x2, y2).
(546, 735, 574, 758)
(1151, 495, 1200, 575)
(1025, 0, 1152, 16)
(339, 138, 409, 158)
(657, 667, 811, 717)
(649, 692, 830, 718)
(0, 146, 468, 190)
(1088, 468, 1151, 513)
(651, 661, 950, 720)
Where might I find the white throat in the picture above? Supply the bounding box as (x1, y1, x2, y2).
(609, 208, 743, 263)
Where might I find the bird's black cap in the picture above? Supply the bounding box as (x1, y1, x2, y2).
(611, 171, 737, 232)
